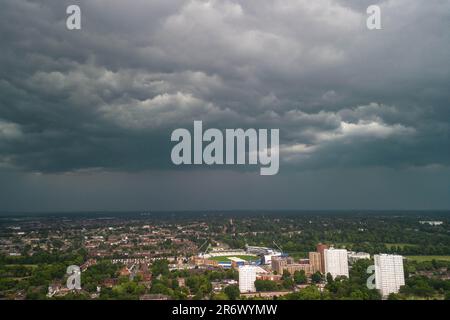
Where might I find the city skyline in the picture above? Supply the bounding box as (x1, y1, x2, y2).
(1, 211, 445, 300)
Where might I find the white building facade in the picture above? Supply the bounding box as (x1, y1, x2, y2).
(324, 248, 349, 279)
(238, 265, 257, 293)
(374, 254, 405, 297)
(347, 251, 371, 264)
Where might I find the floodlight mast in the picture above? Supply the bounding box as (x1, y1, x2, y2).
(198, 239, 211, 256)
(273, 240, 283, 254)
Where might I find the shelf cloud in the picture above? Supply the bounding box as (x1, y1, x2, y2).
(0, 0, 449, 210)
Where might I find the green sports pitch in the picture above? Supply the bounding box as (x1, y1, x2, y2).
(208, 255, 259, 262)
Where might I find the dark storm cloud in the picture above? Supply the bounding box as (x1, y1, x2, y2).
(0, 0, 449, 175)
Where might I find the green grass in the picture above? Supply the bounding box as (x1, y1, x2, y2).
(208, 255, 258, 262)
(406, 256, 450, 262)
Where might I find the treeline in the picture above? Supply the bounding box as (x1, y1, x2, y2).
(388, 274, 450, 300)
(0, 249, 89, 299)
(0, 248, 87, 266)
(217, 215, 450, 256)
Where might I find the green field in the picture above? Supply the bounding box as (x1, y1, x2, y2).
(406, 256, 450, 262)
(385, 243, 417, 249)
(208, 255, 258, 262)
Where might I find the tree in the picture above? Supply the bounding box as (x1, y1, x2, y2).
(282, 277, 295, 289)
(294, 270, 307, 285)
(311, 272, 322, 284)
(151, 259, 169, 276)
(285, 285, 322, 300)
(212, 292, 228, 300)
(224, 285, 240, 300)
(150, 282, 171, 295)
(326, 273, 334, 284)
(400, 276, 435, 297)
(282, 270, 291, 280)
(254, 279, 278, 292)
(299, 285, 322, 300)
(185, 274, 212, 298)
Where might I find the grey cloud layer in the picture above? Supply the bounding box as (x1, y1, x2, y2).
(0, 0, 449, 173)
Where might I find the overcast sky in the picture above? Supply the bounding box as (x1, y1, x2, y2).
(0, 0, 449, 212)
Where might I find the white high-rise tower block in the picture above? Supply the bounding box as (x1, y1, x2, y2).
(238, 265, 257, 293)
(374, 254, 405, 297)
(324, 248, 349, 279)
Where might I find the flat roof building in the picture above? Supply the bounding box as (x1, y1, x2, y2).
(309, 252, 322, 273)
(317, 243, 328, 273)
(348, 251, 370, 264)
(374, 254, 405, 297)
(271, 256, 313, 275)
(324, 248, 349, 279)
(239, 265, 257, 293)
